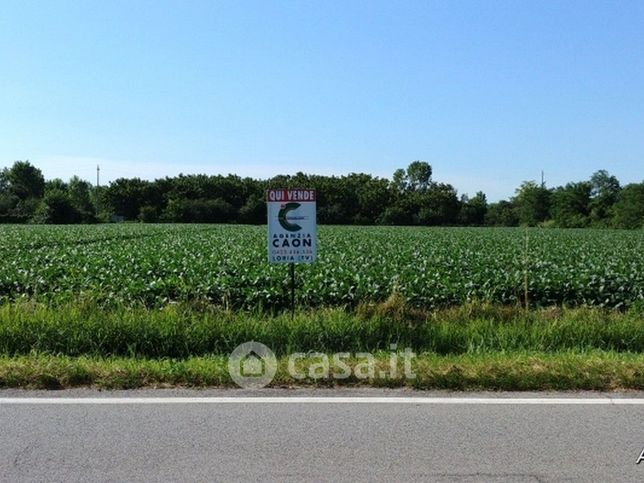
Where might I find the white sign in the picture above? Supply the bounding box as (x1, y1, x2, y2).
(267, 189, 317, 263)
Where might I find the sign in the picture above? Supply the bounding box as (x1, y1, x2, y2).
(267, 189, 317, 263)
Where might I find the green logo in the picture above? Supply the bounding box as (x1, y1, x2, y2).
(278, 203, 302, 232)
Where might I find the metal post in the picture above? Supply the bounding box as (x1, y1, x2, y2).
(289, 263, 295, 320)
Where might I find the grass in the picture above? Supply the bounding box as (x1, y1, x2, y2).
(0, 351, 641, 391)
(0, 301, 641, 357)
(0, 300, 641, 390)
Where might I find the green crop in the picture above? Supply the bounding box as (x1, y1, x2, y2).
(0, 224, 642, 309)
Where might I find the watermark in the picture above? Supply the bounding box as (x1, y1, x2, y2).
(228, 342, 416, 389)
(227, 342, 278, 389)
(637, 447, 644, 465)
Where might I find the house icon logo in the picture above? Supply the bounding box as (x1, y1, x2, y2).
(228, 342, 277, 389)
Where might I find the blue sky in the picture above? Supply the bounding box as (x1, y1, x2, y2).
(1, 0, 642, 200)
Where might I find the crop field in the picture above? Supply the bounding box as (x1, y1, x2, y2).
(1, 224, 643, 390)
(0, 224, 642, 310)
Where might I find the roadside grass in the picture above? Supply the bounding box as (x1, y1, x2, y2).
(0, 351, 642, 391)
(0, 301, 642, 358)
(0, 300, 641, 390)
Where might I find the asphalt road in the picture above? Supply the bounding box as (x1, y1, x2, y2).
(1, 389, 643, 482)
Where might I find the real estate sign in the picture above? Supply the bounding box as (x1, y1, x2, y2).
(267, 189, 317, 263)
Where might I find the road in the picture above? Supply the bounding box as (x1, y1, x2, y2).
(1, 389, 643, 482)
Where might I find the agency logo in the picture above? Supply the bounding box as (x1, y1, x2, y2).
(278, 202, 302, 232)
(229, 342, 417, 388)
(228, 342, 277, 389)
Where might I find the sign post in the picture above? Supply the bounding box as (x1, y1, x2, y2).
(267, 189, 317, 317)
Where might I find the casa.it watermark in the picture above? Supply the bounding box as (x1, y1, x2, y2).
(228, 342, 417, 389)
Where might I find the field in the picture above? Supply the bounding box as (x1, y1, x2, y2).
(1, 224, 642, 309)
(0, 224, 642, 390)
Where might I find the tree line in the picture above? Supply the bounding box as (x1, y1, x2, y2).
(0, 160, 642, 228)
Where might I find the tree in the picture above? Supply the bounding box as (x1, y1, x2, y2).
(550, 182, 591, 228)
(162, 198, 235, 223)
(68, 176, 95, 222)
(391, 168, 408, 193)
(406, 161, 432, 191)
(45, 178, 67, 192)
(415, 183, 460, 225)
(0, 159, 637, 229)
(138, 205, 159, 223)
(105, 178, 151, 220)
(391, 161, 433, 193)
(0, 192, 17, 214)
(485, 201, 519, 226)
(0, 161, 45, 220)
(0, 171, 18, 219)
(1, 161, 45, 200)
(32, 189, 79, 224)
(388, 163, 456, 225)
(459, 192, 488, 225)
(238, 194, 265, 224)
(378, 206, 411, 225)
(589, 170, 621, 224)
(514, 181, 551, 226)
(349, 174, 391, 224)
(613, 183, 644, 229)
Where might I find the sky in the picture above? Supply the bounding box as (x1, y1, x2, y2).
(1, 0, 643, 201)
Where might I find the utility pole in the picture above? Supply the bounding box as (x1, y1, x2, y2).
(541, 170, 545, 188)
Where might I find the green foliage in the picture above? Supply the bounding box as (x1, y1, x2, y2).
(238, 194, 265, 224)
(406, 160, 433, 191)
(550, 182, 591, 228)
(0, 225, 641, 310)
(391, 168, 408, 193)
(45, 178, 67, 192)
(390, 161, 432, 193)
(0, 161, 636, 229)
(514, 181, 551, 226)
(105, 178, 151, 220)
(0, 161, 45, 220)
(138, 205, 159, 223)
(2, 351, 643, 390)
(413, 183, 460, 225)
(485, 200, 518, 226)
(161, 198, 235, 223)
(67, 176, 95, 222)
(612, 183, 644, 229)
(378, 206, 411, 225)
(590, 169, 621, 223)
(1, 160, 45, 200)
(32, 189, 80, 224)
(459, 192, 488, 225)
(0, 303, 641, 358)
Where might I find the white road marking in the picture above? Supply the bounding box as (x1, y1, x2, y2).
(0, 397, 643, 405)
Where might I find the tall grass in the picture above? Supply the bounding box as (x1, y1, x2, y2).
(0, 301, 641, 358)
